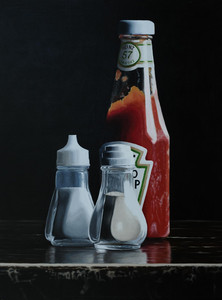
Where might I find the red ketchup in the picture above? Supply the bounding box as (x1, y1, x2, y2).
(106, 20, 170, 237)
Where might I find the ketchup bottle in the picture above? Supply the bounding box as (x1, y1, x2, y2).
(106, 20, 170, 237)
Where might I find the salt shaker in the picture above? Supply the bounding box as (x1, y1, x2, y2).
(89, 142, 147, 250)
(45, 135, 94, 246)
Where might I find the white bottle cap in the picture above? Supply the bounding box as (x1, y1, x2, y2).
(56, 135, 90, 167)
(118, 20, 155, 35)
(101, 142, 134, 166)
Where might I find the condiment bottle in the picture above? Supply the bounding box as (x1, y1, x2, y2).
(106, 20, 170, 237)
(89, 143, 147, 250)
(45, 135, 94, 246)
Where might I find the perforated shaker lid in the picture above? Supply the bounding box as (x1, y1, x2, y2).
(118, 20, 155, 35)
(100, 142, 134, 166)
(57, 135, 90, 166)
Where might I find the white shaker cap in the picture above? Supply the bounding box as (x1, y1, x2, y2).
(57, 135, 90, 167)
(101, 142, 134, 166)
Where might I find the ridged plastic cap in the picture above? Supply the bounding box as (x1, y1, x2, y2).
(57, 135, 90, 167)
(118, 20, 155, 35)
(101, 143, 134, 166)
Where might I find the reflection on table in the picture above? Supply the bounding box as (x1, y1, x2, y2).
(45, 238, 171, 264)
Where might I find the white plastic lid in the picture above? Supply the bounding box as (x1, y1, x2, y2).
(56, 135, 90, 167)
(101, 142, 134, 166)
(118, 20, 155, 35)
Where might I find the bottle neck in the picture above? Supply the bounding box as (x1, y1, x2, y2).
(117, 34, 157, 96)
(55, 166, 89, 189)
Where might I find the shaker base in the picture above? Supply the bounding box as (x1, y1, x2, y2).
(51, 238, 93, 247)
(94, 243, 141, 251)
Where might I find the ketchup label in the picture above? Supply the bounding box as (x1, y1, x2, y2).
(117, 40, 152, 71)
(131, 145, 153, 206)
(115, 142, 153, 207)
(118, 42, 141, 68)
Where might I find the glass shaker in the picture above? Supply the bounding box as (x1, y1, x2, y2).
(89, 142, 147, 250)
(45, 135, 94, 246)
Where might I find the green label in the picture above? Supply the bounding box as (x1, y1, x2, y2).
(118, 42, 141, 68)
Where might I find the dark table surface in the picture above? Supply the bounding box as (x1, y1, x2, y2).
(0, 220, 222, 300)
(0, 220, 222, 265)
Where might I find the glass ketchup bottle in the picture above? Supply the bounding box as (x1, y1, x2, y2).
(106, 20, 170, 237)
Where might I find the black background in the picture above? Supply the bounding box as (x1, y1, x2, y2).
(0, 0, 221, 220)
